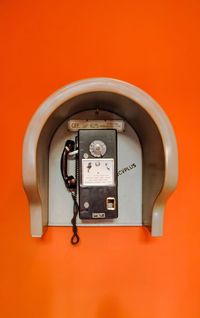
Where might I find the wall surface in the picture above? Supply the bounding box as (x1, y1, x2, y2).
(1, 1, 200, 317)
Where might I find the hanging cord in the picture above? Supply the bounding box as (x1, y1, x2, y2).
(70, 191, 80, 244)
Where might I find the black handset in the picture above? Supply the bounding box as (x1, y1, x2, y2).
(60, 139, 77, 190)
(61, 129, 118, 244)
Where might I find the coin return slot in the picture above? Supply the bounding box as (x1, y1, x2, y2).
(106, 197, 116, 210)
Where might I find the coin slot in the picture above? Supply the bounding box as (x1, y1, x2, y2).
(106, 197, 116, 210)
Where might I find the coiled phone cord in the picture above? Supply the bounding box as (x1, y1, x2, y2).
(70, 191, 80, 244)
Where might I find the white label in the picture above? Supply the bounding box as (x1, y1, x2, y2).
(68, 120, 125, 132)
(92, 213, 106, 218)
(82, 159, 115, 186)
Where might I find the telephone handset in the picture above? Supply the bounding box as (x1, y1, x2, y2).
(61, 129, 118, 244)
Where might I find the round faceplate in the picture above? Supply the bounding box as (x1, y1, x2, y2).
(89, 140, 107, 157)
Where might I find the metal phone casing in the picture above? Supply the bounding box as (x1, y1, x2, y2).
(78, 129, 118, 219)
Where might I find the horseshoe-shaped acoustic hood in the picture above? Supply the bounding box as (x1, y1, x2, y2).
(22, 78, 178, 237)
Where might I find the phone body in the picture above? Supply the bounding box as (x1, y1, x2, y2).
(78, 129, 118, 219)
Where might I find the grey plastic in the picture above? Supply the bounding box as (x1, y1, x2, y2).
(22, 78, 178, 237)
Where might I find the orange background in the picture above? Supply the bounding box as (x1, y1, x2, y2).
(1, 1, 200, 317)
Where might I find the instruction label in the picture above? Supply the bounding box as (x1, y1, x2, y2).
(82, 159, 114, 186)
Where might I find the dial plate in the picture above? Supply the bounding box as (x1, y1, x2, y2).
(89, 140, 107, 157)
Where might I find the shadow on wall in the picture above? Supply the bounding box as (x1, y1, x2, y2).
(96, 296, 130, 318)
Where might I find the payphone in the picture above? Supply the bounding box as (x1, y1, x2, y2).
(61, 129, 118, 244)
(22, 77, 178, 242)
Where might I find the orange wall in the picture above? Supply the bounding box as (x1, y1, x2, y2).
(1, 1, 200, 317)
